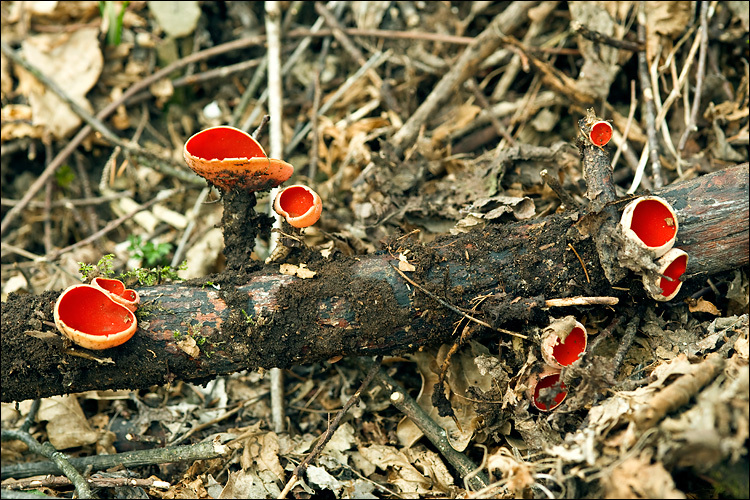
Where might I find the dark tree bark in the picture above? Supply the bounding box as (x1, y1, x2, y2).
(1, 164, 747, 403)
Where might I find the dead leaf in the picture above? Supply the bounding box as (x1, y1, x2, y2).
(148, 1, 202, 38)
(279, 263, 317, 279)
(17, 27, 102, 138)
(176, 336, 200, 358)
(487, 447, 534, 495)
(603, 452, 686, 499)
(398, 253, 416, 272)
(687, 297, 721, 315)
(36, 396, 99, 450)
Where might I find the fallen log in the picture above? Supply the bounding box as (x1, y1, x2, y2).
(1, 163, 747, 403)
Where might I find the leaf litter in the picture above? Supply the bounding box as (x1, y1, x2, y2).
(1, 1, 749, 499)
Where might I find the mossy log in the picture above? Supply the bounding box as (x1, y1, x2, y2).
(1, 164, 747, 403)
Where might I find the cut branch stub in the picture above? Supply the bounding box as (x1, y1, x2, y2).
(183, 126, 294, 191)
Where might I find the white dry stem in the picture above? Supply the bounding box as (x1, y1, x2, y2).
(265, 0, 286, 435)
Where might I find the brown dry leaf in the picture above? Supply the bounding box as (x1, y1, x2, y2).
(357, 443, 433, 495)
(486, 447, 534, 495)
(659, 363, 749, 471)
(397, 345, 487, 452)
(17, 1, 100, 22)
(17, 27, 102, 138)
(321, 421, 355, 465)
(603, 452, 686, 499)
(36, 395, 99, 450)
(405, 445, 455, 492)
(1, 103, 44, 141)
(644, 1, 694, 59)
(176, 336, 200, 358)
(569, 2, 629, 99)
(431, 103, 481, 145)
(398, 253, 416, 272)
(687, 297, 721, 315)
(219, 469, 280, 498)
(279, 263, 317, 279)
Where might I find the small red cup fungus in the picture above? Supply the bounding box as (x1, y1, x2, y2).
(273, 185, 323, 228)
(92, 277, 140, 312)
(541, 316, 588, 369)
(619, 195, 678, 257)
(527, 368, 568, 412)
(642, 247, 689, 301)
(54, 284, 137, 350)
(589, 120, 613, 147)
(183, 126, 294, 191)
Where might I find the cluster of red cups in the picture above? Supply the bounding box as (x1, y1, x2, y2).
(183, 126, 322, 228)
(528, 317, 588, 411)
(54, 277, 140, 350)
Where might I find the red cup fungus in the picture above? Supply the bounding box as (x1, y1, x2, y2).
(92, 277, 140, 312)
(642, 248, 689, 301)
(589, 120, 613, 147)
(183, 126, 294, 191)
(619, 196, 678, 257)
(541, 317, 588, 369)
(527, 368, 568, 411)
(54, 284, 137, 350)
(273, 184, 323, 228)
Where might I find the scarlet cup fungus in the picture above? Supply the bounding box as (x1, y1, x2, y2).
(54, 284, 137, 350)
(273, 185, 323, 228)
(541, 317, 588, 369)
(620, 196, 678, 257)
(643, 248, 689, 301)
(183, 126, 294, 191)
(92, 277, 140, 312)
(528, 368, 568, 411)
(589, 120, 613, 147)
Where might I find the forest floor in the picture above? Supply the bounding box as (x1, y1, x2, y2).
(1, 2, 749, 499)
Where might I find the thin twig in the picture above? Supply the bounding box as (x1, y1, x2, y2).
(567, 243, 590, 283)
(285, 49, 391, 156)
(389, 262, 527, 339)
(265, 0, 287, 436)
(169, 186, 210, 268)
(613, 311, 642, 378)
(1, 32, 269, 236)
(572, 22, 644, 52)
(540, 169, 580, 210)
(43, 149, 53, 255)
(45, 188, 182, 262)
(309, 69, 322, 181)
(391, 2, 536, 152)
(544, 296, 619, 307)
(610, 80, 637, 169)
(678, 0, 710, 151)
(466, 78, 516, 146)
(240, 1, 337, 133)
(361, 357, 489, 491)
(637, 2, 663, 189)
(278, 356, 383, 499)
(0, 438, 228, 481)
(1, 429, 93, 498)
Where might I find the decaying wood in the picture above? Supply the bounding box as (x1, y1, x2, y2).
(1, 164, 747, 403)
